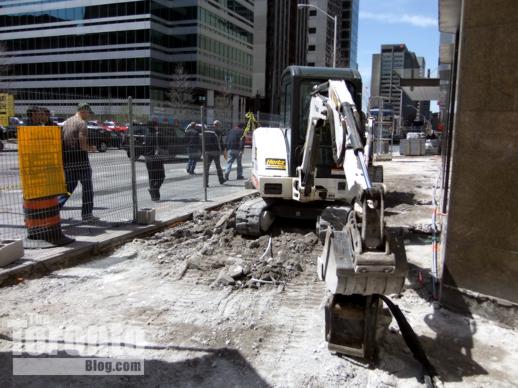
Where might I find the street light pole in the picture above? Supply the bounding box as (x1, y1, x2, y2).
(332, 15, 337, 68)
(297, 3, 337, 68)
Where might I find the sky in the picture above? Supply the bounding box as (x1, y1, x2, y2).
(357, 0, 440, 111)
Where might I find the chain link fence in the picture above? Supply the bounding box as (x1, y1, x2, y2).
(0, 90, 271, 247)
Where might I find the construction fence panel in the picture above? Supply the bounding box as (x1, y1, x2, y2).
(0, 89, 135, 246)
(0, 93, 254, 245)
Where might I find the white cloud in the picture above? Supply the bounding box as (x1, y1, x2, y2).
(359, 11, 437, 28)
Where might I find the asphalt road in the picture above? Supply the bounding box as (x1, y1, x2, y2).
(0, 147, 253, 240)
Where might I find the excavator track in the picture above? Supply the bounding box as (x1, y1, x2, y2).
(236, 197, 275, 236)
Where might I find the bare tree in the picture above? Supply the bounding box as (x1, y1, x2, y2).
(168, 64, 195, 121)
(214, 75, 233, 127)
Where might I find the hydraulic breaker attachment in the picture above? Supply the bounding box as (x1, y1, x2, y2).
(318, 194, 407, 358)
(325, 294, 380, 360)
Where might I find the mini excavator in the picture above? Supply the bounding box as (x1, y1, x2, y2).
(237, 66, 408, 359)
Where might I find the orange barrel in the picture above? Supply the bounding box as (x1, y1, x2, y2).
(23, 196, 74, 246)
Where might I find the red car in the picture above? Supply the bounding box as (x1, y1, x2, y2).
(101, 120, 128, 132)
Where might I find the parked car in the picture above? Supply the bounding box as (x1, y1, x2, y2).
(102, 120, 128, 133)
(9, 117, 24, 126)
(2, 117, 24, 139)
(106, 129, 123, 149)
(88, 121, 122, 149)
(122, 123, 189, 161)
(87, 122, 113, 152)
(0, 125, 8, 140)
(50, 116, 64, 125)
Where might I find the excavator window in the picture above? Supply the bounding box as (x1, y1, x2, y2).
(299, 80, 323, 141)
(280, 81, 292, 128)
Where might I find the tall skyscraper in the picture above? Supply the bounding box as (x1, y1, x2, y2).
(340, 0, 359, 69)
(253, 0, 308, 113)
(416, 56, 431, 120)
(305, 0, 358, 69)
(0, 0, 254, 121)
(370, 44, 421, 125)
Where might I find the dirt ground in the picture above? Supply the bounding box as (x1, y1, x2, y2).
(1, 155, 517, 387)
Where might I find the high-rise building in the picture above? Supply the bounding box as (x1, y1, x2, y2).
(0, 0, 254, 121)
(370, 54, 381, 98)
(253, 0, 307, 114)
(416, 56, 431, 120)
(340, 0, 358, 69)
(305, 0, 358, 69)
(370, 44, 421, 125)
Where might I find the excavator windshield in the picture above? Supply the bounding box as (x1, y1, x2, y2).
(280, 66, 363, 176)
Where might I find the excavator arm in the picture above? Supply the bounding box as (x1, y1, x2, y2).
(297, 81, 371, 201)
(297, 80, 407, 358)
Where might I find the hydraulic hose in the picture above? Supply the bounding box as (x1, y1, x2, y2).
(377, 294, 437, 388)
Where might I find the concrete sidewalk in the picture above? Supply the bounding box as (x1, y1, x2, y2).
(0, 188, 255, 286)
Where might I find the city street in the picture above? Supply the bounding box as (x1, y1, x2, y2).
(0, 147, 253, 241)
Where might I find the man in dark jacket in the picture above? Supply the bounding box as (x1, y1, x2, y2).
(185, 122, 201, 175)
(224, 124, 245, 180)
(143, 121, 165, 201)
(203, 120, 226, 186)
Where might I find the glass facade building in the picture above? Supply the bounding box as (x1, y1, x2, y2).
(0, 0, 254, 118)
(340, 0, 358, 69)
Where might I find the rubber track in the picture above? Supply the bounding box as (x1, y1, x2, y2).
(235, 197, 271, 236)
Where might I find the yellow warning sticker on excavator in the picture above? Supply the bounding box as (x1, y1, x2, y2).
(265, 158, 286, 170)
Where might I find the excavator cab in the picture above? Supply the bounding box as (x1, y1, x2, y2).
(279, 66, 363, 177)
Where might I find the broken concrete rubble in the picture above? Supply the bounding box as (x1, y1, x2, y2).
(136, 196, 315, 290)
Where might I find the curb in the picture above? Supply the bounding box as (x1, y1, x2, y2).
(0, 190, 256, 287)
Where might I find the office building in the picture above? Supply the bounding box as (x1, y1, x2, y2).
(305, 0, 358, 69)
(0, 0, 254, 121)
(253, 0, 307, 114)
(370, 44, 421, 125)
(370, 53, 381, 98)
(416, 56, 431, 120)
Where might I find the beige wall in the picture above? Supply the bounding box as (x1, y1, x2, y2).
(441, 0, 518, 313)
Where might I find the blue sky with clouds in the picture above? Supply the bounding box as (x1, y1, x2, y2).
(357, 0, 439, 110)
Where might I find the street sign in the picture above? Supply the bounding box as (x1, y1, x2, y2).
(17, 126, 66, 200)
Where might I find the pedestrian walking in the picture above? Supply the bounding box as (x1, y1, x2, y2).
(185, 121, 201, 175)
(58, 103, 99, 222)
(224, 123, 245, 180)
(144, 121, 165, 201)
(26, 106, 53, 126)
(203, 120, 226, 186)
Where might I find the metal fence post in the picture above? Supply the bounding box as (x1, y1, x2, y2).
(128, 96, 138, 222)
(200, 105, 207, 202)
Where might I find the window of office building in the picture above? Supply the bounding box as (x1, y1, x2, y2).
(0, 1, 150, 27)
(5, 30, 150, 52)
(227, 0, 254, 23)
(309, 27, 316, 34)
(308, 45, 316, 51)
(10, 58, 150, 76)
